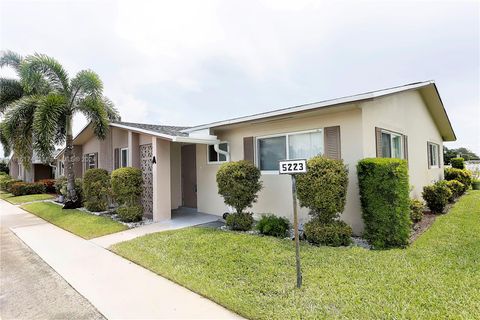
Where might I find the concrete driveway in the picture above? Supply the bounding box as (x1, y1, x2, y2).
(1, 199, 241, 319)
(0, 199, 104, 320)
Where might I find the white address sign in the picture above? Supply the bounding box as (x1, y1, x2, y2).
(279, 159, 307, 174)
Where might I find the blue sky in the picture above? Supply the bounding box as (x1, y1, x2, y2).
(0, 0, 479, 155)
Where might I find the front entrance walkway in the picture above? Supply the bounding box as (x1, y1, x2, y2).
(2, 199, 239, 319)
(91, 207, 220, 248)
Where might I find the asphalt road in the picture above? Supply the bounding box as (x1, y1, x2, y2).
(0, 201, 105, 320)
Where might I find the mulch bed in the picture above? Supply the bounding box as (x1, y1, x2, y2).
(410, 213, 437, 243)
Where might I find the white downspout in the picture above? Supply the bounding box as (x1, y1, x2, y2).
(214, 144, 230, 162)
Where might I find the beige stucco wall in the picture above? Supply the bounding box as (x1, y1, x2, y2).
(196, 108, 366, 234)
(170, 143, 182, 209)
(360, 90, 444, 199)
(152, 137, 171, 221)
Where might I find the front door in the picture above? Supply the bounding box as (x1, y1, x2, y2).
(181, 144, 197, 208)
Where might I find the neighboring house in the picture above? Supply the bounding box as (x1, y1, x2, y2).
(54, 81, 455, 234)
(9, 151, 57, 182)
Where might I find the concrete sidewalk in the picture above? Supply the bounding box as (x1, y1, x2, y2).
(91, 209, 219, 248)
(2, 200, 240, 319)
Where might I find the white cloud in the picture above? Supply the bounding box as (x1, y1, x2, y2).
(0, 0, 478, 156)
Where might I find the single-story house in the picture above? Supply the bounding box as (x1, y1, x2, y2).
(55, 81, 455, 234)
(9, 151, 56, 182)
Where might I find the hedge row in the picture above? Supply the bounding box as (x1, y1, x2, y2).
(357, 158, 411, 249)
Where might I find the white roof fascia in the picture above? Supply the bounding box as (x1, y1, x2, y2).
(172, 136, 220, 144)
(109, 123, 176, 141)
(182, 81, 434, 133)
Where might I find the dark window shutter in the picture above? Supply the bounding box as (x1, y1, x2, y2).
(437, 144, 441, 167)
(403, 135, 408, 160)
(375, 127, 382, 157)
(427, 142, 431, 169)
(114, 148, 120, 169)
(243, 137, 255, 163)
(94, 152, 98, 168)
(324, 126, 341, 159)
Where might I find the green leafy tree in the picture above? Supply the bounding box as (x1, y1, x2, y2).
(20, 53, 120, 207)
(444, 147, 479, 164)
(0, 50, 51, 165)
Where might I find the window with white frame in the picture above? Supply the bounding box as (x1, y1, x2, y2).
(58, 160, 64, 176)
(207, 142, 229, 164)
(120, 148, 128, 167)
(257, 129, 324, 171)
(428, 142, 439, 167)
(381, 130, 404, 159)
(85, 153, 97, 170)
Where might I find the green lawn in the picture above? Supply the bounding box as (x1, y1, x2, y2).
(111, 191, 480, 319)
(0, 192, 13, 200)
(22, 202, 127, 239)
(2, 193, 54, 204)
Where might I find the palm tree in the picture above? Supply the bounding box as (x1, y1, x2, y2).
(0, 50, 50, 166)
(21, 53, 120, 208)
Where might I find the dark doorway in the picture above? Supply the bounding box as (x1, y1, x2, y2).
(181, 144, 197, 208)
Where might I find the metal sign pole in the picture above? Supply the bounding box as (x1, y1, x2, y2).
(291, 174, 302, 288)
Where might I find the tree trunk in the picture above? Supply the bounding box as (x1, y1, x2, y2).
(63, 115, 80, 209)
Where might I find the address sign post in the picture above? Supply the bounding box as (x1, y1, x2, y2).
(279, 159, 307, 288)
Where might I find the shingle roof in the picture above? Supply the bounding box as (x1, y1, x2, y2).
(112, 121, 191, 137)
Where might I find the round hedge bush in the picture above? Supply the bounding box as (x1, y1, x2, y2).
(296, 156, 348, 223)
(450, 157, 465, 169)
(226, 212, 254, 231)
(117, 205, 143, 222)
(409, 199, 424, 223)
(446, 180, 464, 202)
(83, 168, 111, 212)
(422, 181, 451, 214)
(444, 168, 471, 194)
(304, 219, 352, 247)
(256, 215, 290, 238)
(216, 160, 262, 214)
(111, 167, 143, 206)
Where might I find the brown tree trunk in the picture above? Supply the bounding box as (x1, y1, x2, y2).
(63, 115, 80, 208)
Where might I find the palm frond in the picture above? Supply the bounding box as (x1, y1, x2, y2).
(0, 50, 23, 73)
(70, 70, 103, 102)
(0, 78, 23, 113)
(33, 93, 67, 160)
(0, 121, 12, 157)
(102, 96, 121, 121)
(2, 96, 39, 167)
(21, 53, 69, 93)
(75, 96, 109, 139)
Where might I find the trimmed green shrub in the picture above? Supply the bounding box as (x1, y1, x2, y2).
(296, 156, 349, 223)
(1, 179, 22, 192)
(226, 212, 254, 231)
(111, 167, 143, 206)
(117, 205, 143, 222)
(446, 180, 464, 202)
(357, 158, 411, 249)
(304, 219, 352, 247)
(57, 178, 84, 204)
(39, 179, 56, 193)
(0, 162, 9, 174)
(54, 177, 66, 195)
(83, 169, 111, 212)
(444, 168, 471, 193)
(409, 199, 424, 223)
(422, 181, 451, 214)
(450, 157, 465, 169)
(216, 160, 262, 214)
(10, 182, 45, 196)
(256, 215, 290, 238)
(111, 167, 143, 222)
